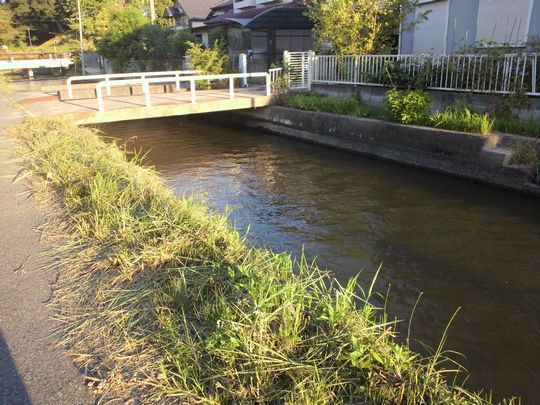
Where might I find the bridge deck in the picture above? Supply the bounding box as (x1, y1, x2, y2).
(19, 85, 272, 125)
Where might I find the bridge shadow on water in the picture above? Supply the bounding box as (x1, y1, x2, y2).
(0, 330, 32, 404)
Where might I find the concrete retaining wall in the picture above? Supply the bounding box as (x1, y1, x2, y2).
(208, 106, 540, 196)
(311, 83, 540, 121)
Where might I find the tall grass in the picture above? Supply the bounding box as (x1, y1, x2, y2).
(494, 118, 540, 139)
(9, 118, 514, 403)
(429, 108, 494, 135)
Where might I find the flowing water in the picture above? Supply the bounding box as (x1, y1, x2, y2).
(100, 117, 540, 402)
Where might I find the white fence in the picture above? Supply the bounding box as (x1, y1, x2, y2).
(94, 72, 272, 112)
(67, 70, 198, 99)
(283, 52, 540, 96)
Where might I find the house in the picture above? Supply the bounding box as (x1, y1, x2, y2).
(163, 0, 217, 30)
(195, 0, 314, 70)
(400, 0, 540, 54)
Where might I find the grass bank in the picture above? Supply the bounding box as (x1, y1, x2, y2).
(10, 118, 513, 403)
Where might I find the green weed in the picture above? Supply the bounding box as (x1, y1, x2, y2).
(9, 118, 517, 404)
(430, 108, 494, 135)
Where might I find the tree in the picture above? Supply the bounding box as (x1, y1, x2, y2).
(305, 0, 428, 55)
(7, 0, 74, 44)
(0, 4, 20, 45)
(97, 5, 198, 71)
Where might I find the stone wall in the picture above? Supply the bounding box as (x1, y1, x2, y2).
(208, 106, 540, 196)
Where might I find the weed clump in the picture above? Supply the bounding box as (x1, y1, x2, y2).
(10, 118, 511, 403)
(430, 108, 494, 134)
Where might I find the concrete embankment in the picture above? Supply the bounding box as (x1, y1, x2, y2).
(210, 106, 540, 196)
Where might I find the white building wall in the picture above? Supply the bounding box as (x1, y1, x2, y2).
(475, 0, 533, 46)
(413, 0, 449, 53)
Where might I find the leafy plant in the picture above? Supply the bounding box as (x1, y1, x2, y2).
(429, 108, 494, 134)
(385, 88, 431, 124)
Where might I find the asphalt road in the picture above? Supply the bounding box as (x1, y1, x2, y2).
(0, 94, 92, 405)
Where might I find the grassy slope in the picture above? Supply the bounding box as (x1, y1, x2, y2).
(9, 118, 512, 404)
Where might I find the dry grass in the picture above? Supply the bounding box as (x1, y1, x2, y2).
(8, 117, 517, 404)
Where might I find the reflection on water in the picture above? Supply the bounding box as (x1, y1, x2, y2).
(101, 117, 540, 402)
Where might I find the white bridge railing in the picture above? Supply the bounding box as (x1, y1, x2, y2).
(93, 72, 272, 112)
(282, 51, 540, 96)
(66, 70, 198, 99)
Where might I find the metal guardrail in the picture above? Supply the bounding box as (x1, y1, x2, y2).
(66, 70, 198, 99)
(310, 53, 539, 96)
(0, 52, 72, 61)
(94, 72, 272, 112)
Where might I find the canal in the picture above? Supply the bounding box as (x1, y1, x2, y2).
(100, 116, 540, 402)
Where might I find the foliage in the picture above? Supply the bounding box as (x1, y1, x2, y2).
(429, 108, 494, 135)
(385, 88, 431, 124)
(186, 40, 230, 75)
(9, 116, 512, 404)
(306, 0, 426, 55)
(6, 0, 73, 44)
(97, 6, 196, 71)
(0, 4, 21, 45)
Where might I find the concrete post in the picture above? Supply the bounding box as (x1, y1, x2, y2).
(27, 68, 33, 79)
(239, 53, 248, 87)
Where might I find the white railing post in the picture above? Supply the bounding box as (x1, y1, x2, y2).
(105, 76, 111, 97)
(190, 79, 196, 104)
(229, 77, 235, 99)
(175, 73, 180, 91)
(67, 77, 73, 99)
(143, 78, 151, 107)
(265, 73, 271, 96)
(239, 53, 248, 87)
(97, 83, 104, 112)
(532, 55, 537, 95)
(307, 50, 314, 91)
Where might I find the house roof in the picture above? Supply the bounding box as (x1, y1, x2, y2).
(244, 1, 313, 30)
(171, 0, 217, 20)
(202, 0, 312, 30)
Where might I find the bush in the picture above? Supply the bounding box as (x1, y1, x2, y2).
(429, 108, 494, 134)
(385, 88, 431, 124)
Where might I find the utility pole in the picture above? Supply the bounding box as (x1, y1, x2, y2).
(27, 28, 32, 47)
(150, 0, 156, 23)
(76, 0, 85, 75)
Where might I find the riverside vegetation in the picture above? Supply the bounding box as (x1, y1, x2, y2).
(278, 91, 540, 139)
(9, 118, 518, 404)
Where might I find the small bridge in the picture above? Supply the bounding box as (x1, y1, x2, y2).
(21, 69, 283, 124)
(0, 52, 73, 77)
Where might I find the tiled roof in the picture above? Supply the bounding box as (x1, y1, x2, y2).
(176, 0, 216, 20)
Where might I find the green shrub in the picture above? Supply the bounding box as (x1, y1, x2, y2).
(385, 88, 431, 124)
(429, 108, 494, 134)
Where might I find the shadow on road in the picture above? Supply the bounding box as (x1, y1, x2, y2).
(0, 330, 32, 404)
